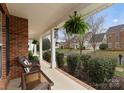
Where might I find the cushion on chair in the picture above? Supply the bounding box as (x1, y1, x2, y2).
(24, 59, 31, 73)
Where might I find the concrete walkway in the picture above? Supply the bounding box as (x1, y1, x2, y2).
(40, 61, 88, 90)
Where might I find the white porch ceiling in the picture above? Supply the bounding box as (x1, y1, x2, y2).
(6, 3, 112, 39)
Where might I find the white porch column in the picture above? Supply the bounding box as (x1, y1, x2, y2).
(33, 44, 37, 56)
(51, 29, 57, 68)
(39, 36, 43, 61)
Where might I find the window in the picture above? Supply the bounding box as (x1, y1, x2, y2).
(108, 43, 112, 49)
(115, 32, 120, 42)
(115, 32, 120, 48)
(0, 11, 2, 78)
(115, 42, 120, 48)
(108, 35, 112, 42)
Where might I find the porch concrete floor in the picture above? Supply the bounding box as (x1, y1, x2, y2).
(7, 61, 89, 90)
(40, 61, 87, 90)
(7, 78, 21, 90)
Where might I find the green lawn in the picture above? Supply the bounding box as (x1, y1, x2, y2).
(115, 71, 124, 77)
(57, 48, 124, 78)
(87, 50, 124, 59)
(56, 48, 93, 56)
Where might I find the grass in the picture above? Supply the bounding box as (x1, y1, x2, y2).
(56, 48, 93, 56)
(87, 50, 124, 59)
(115, 71, 124, 77)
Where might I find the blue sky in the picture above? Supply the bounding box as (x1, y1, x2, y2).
(96, 3, 124, 29)
(58, 3, 124, 40)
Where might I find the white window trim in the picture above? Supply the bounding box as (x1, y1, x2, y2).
(115, 42, 120, 48)
(108, 43, 112, 49)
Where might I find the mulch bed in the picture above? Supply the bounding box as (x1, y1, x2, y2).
(60, 66, 124, 90)
(60, 66, 96, 88)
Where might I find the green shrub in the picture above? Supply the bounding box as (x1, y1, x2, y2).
(33, 56, 39, 61)
(56, 52, 64, 68)
(75, 55, 91, 81)
(99, 43, 108, 50)
(28, 51, 34, 60)
(88, 58, 116, 84)
(67, 54, 80, 73)
(80, 55, 91, 71)
(28, 51, 39, 61)
(42, 39, 51, 51)
(32, 40, 38, 44)
(43, 51, 51, 62)
(76, 55, 116, 84)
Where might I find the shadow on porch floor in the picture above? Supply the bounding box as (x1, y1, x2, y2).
(7, 78, 21, 90)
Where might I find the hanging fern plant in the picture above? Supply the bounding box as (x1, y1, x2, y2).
(63, 11, 89, 54)
(64, 11, 89, 35)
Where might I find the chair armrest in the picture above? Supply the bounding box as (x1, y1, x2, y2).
(29, 60, 40, 65)
(25, 64, 40, 68)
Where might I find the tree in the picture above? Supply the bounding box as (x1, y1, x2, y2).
(63, 29, 72, 49)
(42, 38, 51, 51)
(64, 11, 89, 54)
(86, 15, 105, 52)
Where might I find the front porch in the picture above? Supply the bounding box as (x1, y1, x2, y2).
(7, 61, 94, 90)
(0, 3, 112, 89)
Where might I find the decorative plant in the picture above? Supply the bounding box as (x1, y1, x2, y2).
(67, 54, 80, 74)
(32, 39, 38, 45)
(56, 52, 64, 68)
(64, 11, 89, 54)
(42, 38, 51, 51)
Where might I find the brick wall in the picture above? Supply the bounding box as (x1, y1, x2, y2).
(0, 4, 8, 89)
(107, 31, 124, 51)
(9, 15, 28, 79)
(0, 3, 28, 89)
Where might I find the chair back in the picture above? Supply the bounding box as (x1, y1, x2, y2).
(18, 56, 29, 68)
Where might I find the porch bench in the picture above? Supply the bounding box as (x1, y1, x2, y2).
(21, 70, 54, 90)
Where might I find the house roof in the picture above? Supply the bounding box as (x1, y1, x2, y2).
(66, 32, 93, 43)
(107, 24, 124, 33)
(89, 33, 105, 43)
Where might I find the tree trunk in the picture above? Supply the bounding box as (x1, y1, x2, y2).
(93, 43, 96, 53)
(93, 47, 96, 53)
(79, 40, 82, 55)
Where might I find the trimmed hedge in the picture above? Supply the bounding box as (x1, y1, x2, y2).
(42, 39, 51, 51)
(88, 58, 116, 84)
(56, 52, 64, 68)
(28, 51, 39, 61)
(43, 51, 51, 62)
(43, 51, 65, 67)
(32, 56, 39, 61)
(75, 55, 91, 81)
(67, 54, 80, 73)
(99, 43, 108, 50)
(28, 51, 34, 60)
(69, 54, 116, 84)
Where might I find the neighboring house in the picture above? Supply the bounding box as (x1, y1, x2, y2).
(106, 24, 124, 50)
(89, 33, 107, 50)
(63, 32, 93, 49)
(56, 39, 66, 48)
